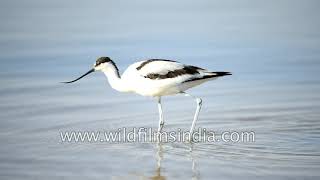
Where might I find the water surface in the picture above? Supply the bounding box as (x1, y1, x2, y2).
(0, 0, 320, 179)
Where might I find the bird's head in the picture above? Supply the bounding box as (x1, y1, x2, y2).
(94, 57, 113, 71)
(61, 57, 115, 84)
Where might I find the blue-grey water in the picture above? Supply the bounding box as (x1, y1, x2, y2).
(1, 0, 320, 179)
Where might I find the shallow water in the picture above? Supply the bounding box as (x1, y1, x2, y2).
(1, 0, 320, 179)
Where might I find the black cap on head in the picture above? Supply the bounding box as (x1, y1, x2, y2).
(96, 57, 112, 66)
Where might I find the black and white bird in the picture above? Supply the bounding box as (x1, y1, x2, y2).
(63, 57, 231, 135)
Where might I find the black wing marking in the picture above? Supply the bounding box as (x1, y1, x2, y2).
(136, 59, 177, 70)
(144, 66, 204, 80)
(183, 72, 232, 83)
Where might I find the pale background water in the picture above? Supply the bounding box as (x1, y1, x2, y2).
(0, 0, 320, 179)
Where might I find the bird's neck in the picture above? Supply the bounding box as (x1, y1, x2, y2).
(101, 64, 130, 93)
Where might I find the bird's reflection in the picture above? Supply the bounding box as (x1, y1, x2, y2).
(150, 141, 166, 180)
(150, 142, 200, 180)
(189, 143, 200, 180)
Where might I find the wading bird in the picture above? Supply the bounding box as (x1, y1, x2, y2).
(62, 57, 231, 135)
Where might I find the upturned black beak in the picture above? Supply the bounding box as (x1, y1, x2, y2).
(61, 68, 95, 83)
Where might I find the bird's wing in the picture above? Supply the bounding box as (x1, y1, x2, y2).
(134, 59, 209, 81)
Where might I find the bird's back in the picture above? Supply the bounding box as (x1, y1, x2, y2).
(121, 59, 230, 96)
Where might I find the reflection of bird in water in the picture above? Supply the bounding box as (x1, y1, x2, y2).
(189, 144, 200, 180)
(62, 57, 231, 136)
(151, 142, 166, 180)
(150, 142, 200, 180)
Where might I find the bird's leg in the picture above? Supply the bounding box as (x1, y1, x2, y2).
(157, 97, 164, 133)
(182, 92, 203, 136)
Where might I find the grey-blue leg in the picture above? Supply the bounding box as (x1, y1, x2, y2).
(157, 97, 164, 133)
(182, 92, 203, 135)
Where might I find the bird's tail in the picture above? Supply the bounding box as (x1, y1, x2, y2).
(207, 71, 232, 77)
(183, 71, 232, 83)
